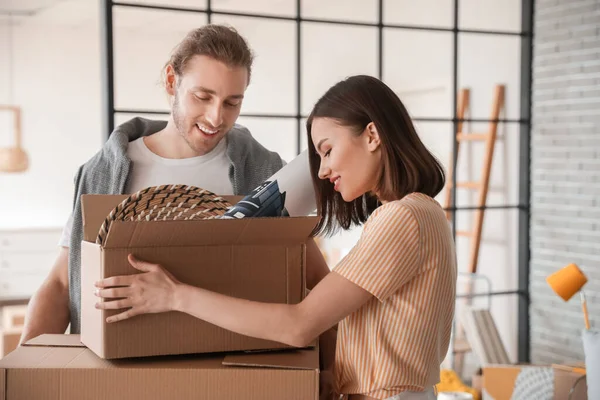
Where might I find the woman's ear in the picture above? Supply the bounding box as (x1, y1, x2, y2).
(365, 122, 381, 152)
(164, 65, 177, 97)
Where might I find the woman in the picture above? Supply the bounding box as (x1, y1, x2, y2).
(95, 75, 457, 400)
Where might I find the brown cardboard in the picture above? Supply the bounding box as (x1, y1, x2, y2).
(80, 194, 318, 359)
(555, 369, 587, 400)
(0, 329, 20, 359)
(483, 364, 587, 400)
(0, 334, 319, 400)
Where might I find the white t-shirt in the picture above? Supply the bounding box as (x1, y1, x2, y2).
(59, 136, 233, 247)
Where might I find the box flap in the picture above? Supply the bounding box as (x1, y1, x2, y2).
(102, 217, 319, 248)
(24, 334, 85, 348)
(0, 343, 87, 369)
(222, 348, 318, 370)
(81, 194, 128, 243)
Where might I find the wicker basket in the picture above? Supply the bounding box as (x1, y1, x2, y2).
(96, 184, 232, 245)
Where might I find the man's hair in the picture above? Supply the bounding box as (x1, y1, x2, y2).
(164, 24, 254, 84)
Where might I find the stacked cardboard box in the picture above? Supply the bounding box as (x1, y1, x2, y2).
(483, 364, 587, 400)
(1, 304, 26, 359)
(0, 328, 20, 358)
(0, 194, 321, 400)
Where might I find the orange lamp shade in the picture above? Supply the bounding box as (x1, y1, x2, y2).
(546, 263, 588, 301)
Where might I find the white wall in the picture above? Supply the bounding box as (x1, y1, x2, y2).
(0, 0, 523, 373)
(0, 11, 102, 230)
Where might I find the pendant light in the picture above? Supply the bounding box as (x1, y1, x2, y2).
(0, 13, 28, 173)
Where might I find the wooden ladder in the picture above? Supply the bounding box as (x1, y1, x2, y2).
(444, 84, 505, 275)
(445, 85, 505, 376)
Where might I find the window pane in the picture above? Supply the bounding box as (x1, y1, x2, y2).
(212, 0, 295, 17)
(460, 0, 522, 32)
(455, 208, 519, 291)
(452, 292, 518, 377)
(454, 123, 521, 207)
(302, 23, 378, 115)
(383, 0, 453, 28)
(458, 33, 521, 120)
(234, 116, 297, 163)
(384, 30, 454, 119)
(453, 208, 520, 373)
(211, 15, 296, 115)
(302, 0, 378, 23)
(412, 121, 453, 205)
(113, 7, 208, 111)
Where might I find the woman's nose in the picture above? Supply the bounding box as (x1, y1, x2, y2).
(318, 163, 330, 180)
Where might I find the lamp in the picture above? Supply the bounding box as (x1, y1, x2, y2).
(0, 14, 29, 173)
(0, 105, 28, 172)
(547, 263, 590, 329)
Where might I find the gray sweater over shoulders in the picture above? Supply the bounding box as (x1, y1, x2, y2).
(68, 117, 284, 333)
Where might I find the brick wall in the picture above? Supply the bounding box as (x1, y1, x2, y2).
(531, 0, 600, 363)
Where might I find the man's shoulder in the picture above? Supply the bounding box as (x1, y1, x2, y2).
(80, 118, 164, 169)
(227, 123, 284, 168)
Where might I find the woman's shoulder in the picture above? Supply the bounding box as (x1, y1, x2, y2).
(374, 192, 440, 215)
(367, 193, 444, 230)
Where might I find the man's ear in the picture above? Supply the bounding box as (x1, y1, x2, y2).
(164, 65, 177, 97)
(364, 122, 381, 152)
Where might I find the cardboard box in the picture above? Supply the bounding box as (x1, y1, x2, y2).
(0, 328, 21, 358)
(483, 364, 587, 400)
(80, 194, 318, 359)
(0, 334, 319, 400)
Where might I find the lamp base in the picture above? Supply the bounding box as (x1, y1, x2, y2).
(0, 147, 29, 173)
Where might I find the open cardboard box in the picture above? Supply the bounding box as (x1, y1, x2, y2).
(80, 194, 318, 359)
(0, 334, 319, 400)
(483, 364, 587, 400)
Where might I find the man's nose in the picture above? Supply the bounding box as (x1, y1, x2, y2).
(205, 104, 223, 127)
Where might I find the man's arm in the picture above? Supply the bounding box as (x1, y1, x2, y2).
(19, 247, 71, 344)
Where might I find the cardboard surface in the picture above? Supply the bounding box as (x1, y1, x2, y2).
(0, 334, 319, 400)
(26, 333, 82, 347)
(0, 329, 20, 359)
(483, 364, 587, 400)
(80, 194, 317, 359)
(554, 369, 587, 400)
(223, 348, 318, 370)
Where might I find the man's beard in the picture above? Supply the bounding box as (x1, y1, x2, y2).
(172, 95, 187, 141)
(172, 94, 200, 153)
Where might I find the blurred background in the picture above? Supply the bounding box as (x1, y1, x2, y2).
(0, 0, 598, 395)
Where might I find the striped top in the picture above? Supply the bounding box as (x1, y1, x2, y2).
(333, 192, 457, 399)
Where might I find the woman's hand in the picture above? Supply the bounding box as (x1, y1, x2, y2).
(94, 254, 182, 323)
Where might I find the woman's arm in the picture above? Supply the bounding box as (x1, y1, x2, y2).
(95, 254, 372, 347)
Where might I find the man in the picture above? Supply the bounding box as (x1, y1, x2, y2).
(20, 24, 330, 342)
